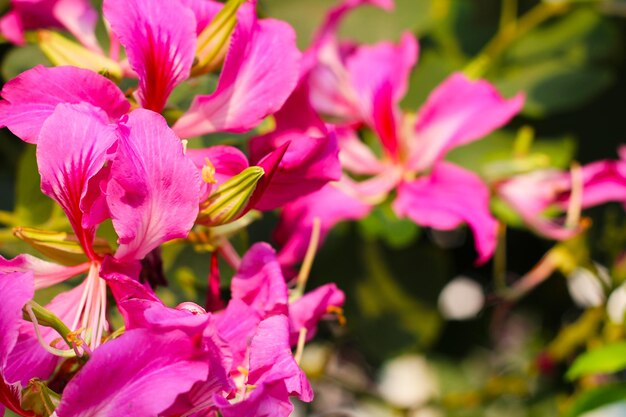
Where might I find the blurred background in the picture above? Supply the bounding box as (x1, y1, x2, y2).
(3, 0, 626, 416)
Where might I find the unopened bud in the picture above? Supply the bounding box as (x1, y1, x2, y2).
(197, 166, 264, 226)
(38, 30, 123, 80)
(13, 227, 111, 266)
(192, 0, 246, 76)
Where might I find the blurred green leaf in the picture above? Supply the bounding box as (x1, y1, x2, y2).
(1, 44, 49, 80)
(446, 131, 575, 180)
(564, 384, 626, 417)
(494, 8, 621, 117)
(566, 342, 626, 380)
(358, 203, 420, 248)
(13, 146, 55, 226)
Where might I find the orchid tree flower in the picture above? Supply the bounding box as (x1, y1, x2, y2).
(497, 154, 626, 240)
(0, 0, 100, 51)
(98, 242, 341, 417)
(273, 0, 524, 267)
(0, 80, 202, 356)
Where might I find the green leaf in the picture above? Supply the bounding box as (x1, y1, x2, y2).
(494, 8, 621, 117)
(446, 130, 576, 180)
(496, 62, 614, 118)
(566, 342, 626, 381)
(1, 44, 50, 80)
(13, 146, 55, 226)
(564, 384, 626, 417)
(358, 203, 420, 249)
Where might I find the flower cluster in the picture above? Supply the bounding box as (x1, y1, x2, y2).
(1, 0, 626, 416)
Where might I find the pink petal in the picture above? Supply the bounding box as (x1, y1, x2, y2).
(0, 254, 89, 290)
(53, 0, 101, 51)
(393, 162, 498, 265)
(0, 271, 34, 372)
(55, 329, 210, 417)
(337, 126, 386, 175)
(407, 73, 524, 172)
(187, 145, 250, 197)
(3, 283, 86, 386)
(0, 10, 25, 45)
(173, 3, 301, 137)
(179, 0, 223, 34)
(249, 129, 342, 211)
(498, 160, 626, 240)
(217, 316, 313, 417)
(104, 0, 196, 112)
(215, 299, 262, 369)
(312, 0, 394, 49)
(37, 103, 119, 258)
(248, 315, 312, 400)
(108, 109, 202, 261)
(275, 181, 372, 267)
(289, 283, 345, 345)
(0, 66, 129, 144)
(231, 243, 288, 316)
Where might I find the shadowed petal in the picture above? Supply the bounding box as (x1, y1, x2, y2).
(249, 129, 341, 211)
(108, 109, 202, 261)
(231, 243, 288, 316)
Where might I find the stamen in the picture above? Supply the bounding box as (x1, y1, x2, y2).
(24, 304, 75, 358)
(294, 217, 322, 297)
(294, 327, 308, 365)
(565, 162, 583, 230)
(326, 305, 347, 326)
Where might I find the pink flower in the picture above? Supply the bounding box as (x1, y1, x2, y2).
(497, 156, 626, 240)
(274, 0, 524, 266)
(0, 0, 100, 50)
(1, 98, 202, 359)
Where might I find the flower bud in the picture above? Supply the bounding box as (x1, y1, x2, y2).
(38, 30, 123, 80)
(191, 0, 246, 76)
(13, 227, 111, 266)
(197, 166, 264, 226)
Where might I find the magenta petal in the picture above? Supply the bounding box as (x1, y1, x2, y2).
(0, 10, 25, 45)
(249, 129, 341, 211)
(231, 243, 288, 316)
(0, 66, 129, 144)
(179, 0, 223, 34)
(0, 254, 89, 290)
(218, 316, 312, 417)
(216, 299, 262, 369)
(337, 127, 386, 175)
(173, 4, 302, 137)
(53, 0, 101, 51)
(37, 103, 119, 257)
(0, 271, 33, 372)
(407, 73, 524, 172)
(104, 0, 196, 112)
(248, 315, 312, 400)
(55, 329, 210, 417)
(393, 162, 498, 265)
(314, 0, 394, 46)
(275, 181, 372, 267)
(289, 283, 345, 345)
(108, 109, 202, 261)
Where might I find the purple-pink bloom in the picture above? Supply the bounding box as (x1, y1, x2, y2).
(274, 0, 524, 266)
